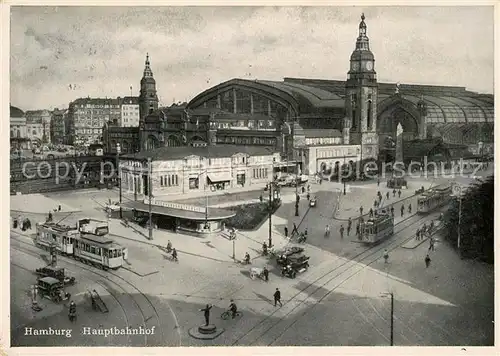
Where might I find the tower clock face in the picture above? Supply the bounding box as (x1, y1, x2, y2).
(365, 61, 373, 70)
(351, 62, 360, 71)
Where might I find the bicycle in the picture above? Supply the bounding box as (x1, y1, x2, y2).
(220, 310, 242, 320)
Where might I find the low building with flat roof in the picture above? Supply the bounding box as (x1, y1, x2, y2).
(119, 145, 283, 198)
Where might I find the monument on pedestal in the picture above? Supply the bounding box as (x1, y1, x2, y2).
(395, 122, 404, 164)
(188, 303, 225, 340)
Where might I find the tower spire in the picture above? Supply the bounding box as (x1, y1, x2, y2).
(356, 13, 369, 50)
(143, 53, 153, 78)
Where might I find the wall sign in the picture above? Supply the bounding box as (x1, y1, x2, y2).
(143, 198, 206, 213)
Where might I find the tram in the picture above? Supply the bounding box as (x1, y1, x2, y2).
(35, 218, 125, 270)
(417, 185, 452, 214)
(358, 209, 395, 244)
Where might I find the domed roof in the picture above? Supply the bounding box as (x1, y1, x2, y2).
(10, 105, 24, 118)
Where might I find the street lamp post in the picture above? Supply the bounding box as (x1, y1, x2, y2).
(294, 149, 300, 217)
(456, 184, 463, 252)
(343, 155, 347, 195)
(147, 157, 153, 240)
(116, 143, 123, 219)
(382, 292, 394, 346)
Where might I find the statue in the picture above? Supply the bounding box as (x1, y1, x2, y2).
(395, 82, 400, 94)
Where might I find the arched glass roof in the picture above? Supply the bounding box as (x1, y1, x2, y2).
(256, 80, 345, 108)
(379, 93, 493, 124)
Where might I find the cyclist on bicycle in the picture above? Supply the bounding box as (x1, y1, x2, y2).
(229, 299, 237, 319)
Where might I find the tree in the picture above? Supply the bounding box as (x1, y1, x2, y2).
(442, 175, 494, 263)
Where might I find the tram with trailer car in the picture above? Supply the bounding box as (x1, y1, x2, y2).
(417, 185, 452, 214)
(358, 209, 394, 244)
(35, 218, 125, 270)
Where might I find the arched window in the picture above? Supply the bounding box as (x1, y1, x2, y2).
(351, 94, 357, 130)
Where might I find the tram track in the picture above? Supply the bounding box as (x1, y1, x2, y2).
(10, 235, 179, 346)
(231, 208, 444, 346)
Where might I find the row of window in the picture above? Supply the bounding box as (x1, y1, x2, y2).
(210, 120, 276, 130)
(316, 147, 358, 159)
(160, 174, 179, 187)
(75, 240, 123, 258)
(306, 137, 342, 145)
(75, 129, 102, 134)
(253, 168, 269, 179)
(216, 136, 276, 146)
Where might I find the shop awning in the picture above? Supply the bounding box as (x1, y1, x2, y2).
(207, 172, 232, 182)
(122, 201, 235, 221)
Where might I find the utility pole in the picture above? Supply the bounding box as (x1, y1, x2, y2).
(148, 157, 153, 240)
(343, 155, 347, 195)
(390, 292, 394, 346)
(116, 143, 122, 219)
(382, 292, 394, 346)
(268, 180, 273, 248)
(295, 154, 299, 216)
(456, 184, 462, 252)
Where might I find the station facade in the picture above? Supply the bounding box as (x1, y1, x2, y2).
(105, 14, 493, 176)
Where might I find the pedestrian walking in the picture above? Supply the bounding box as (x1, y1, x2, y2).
(393, 189, 396, 197)
(429, 237, 435, 251)
(390, 206, 394, 217)
(356, 223, 360, 236)
(416, 228, 420, 240)
(291, 223, 298, 236)
(408, 204, 412, 214)
(48, 211, 53, 222)
(383, 249, 389, 263)
(263, 266, 269, 281)
(400, 204, 405, 217)
(377, 178, 380, 186)
(369, 208, 374, 217)
(339, 225, 345, 239)
(284, 226, 288, 238)
(425, 254, 431, 268)
(347, 217, 352, 231)
(374, 199, 378, 208)
(386, 192, 390, 200)
(325, 224, 330, 237)
(307, 193, 310, 201)
(398, 189, 401, 198)
(359, 206, 364, 216)
(304, 228, 308, 239)
(58, 205, 61, 212)
(274, 288, 282, 307)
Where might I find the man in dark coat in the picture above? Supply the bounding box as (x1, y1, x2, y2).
(273, 288, 282, 307)
(199, 304, 212, 326)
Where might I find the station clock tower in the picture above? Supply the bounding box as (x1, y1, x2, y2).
(345, 13, 379, 161)
(139, 53, 159, 122)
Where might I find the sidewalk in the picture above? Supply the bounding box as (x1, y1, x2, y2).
(334, 179, 439, 221)
(10, 194, 80, 214)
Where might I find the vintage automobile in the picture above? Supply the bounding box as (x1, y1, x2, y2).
(281, 255, 310, 278)
(309, 197, 317, 207)
(275, 247, 305, 264)
(277, 252, 309, 267)
(35, 266, 76, 286)
(37, 277, 71, 303)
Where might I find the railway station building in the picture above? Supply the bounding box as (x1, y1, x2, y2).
(104, 13, 493, 176)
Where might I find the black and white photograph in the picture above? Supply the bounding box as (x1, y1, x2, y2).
(5, 3, 496, 350)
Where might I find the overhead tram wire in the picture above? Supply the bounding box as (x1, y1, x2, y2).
(230, 209, 442, 346)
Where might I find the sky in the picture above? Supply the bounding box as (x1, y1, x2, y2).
(9, 6, 494, 111)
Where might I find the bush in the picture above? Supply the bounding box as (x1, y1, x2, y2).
(223, 201, 281, 231)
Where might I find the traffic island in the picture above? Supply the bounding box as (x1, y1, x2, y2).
(188, 324, 224, 340)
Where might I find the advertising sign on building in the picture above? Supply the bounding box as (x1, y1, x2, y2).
(143, 198, 206, 213)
